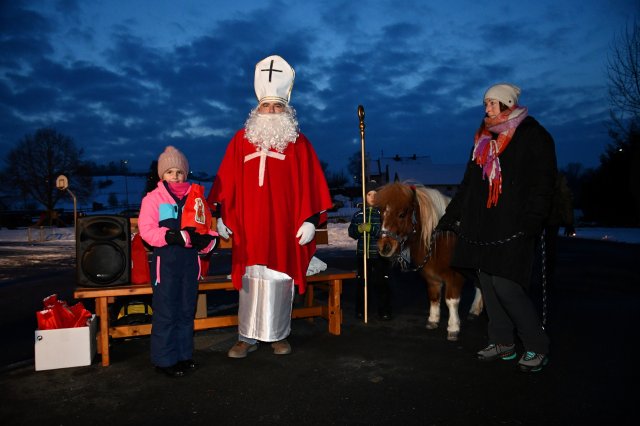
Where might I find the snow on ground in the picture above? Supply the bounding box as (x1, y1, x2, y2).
(32, 176, 640, 246)
(2, 224, 640, 245)
(0, 223, 353, 247)
(0, 223, 638, 279)
(0, 223, 638, 271)
(1, 224, 640, 247)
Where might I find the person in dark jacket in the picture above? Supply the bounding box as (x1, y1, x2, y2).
(348, 181, 393, 320)
(438, 83, 557, 373)
(544, 173, 575, 283)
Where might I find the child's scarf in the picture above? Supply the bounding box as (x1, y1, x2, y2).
(167, 181, 191, 199)
(473, 106, 528, 207)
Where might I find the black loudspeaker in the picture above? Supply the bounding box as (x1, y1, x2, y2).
(76, 215, 131, 287)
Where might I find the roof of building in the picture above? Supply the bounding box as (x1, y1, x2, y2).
(374, 155, 467, 185)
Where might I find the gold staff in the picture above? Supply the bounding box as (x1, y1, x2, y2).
(358, 105, 368, 324)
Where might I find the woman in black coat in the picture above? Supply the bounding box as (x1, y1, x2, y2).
(439, 83, 557, 373)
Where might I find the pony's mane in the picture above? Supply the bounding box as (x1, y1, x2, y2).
(377, 181, 450, 249)
(414, 185, 450, 248)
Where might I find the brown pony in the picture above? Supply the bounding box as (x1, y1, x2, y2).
(375, 182, 483, 341)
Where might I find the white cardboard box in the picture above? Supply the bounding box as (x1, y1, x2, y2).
(34, 315, 97, 371)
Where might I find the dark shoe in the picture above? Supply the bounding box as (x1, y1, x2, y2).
(178, 359, 199, 371)
(477, 343, 516, 361)
(227, 341, 258, 359)
(155, 364, 185, 378)
(518, 351, 548, 372)
(271, 339, 292, 355)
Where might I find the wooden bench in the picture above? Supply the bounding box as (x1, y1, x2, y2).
(73, 219, 356, 366)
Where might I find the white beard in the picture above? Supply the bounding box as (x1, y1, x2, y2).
(244, 106, 300, 153)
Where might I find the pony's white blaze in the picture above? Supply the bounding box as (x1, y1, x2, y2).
(381, 207, 390, 233)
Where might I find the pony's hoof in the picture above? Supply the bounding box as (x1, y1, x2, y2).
(447, 332, 459, 341)
(426, 321, 438, 330)
(467, 313, 480, 321)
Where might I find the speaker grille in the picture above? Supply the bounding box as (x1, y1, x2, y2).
(76, 215, 131, 287)
(80, 241, 127, 284)
(80, 220, 128, 241)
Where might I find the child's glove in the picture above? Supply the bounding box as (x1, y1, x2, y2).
(357, 223, 372, 233)
(184, 227, 215, 251)
(165, 229, 187, 246)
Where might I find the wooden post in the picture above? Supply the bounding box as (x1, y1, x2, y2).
(358, 105, 368, 324)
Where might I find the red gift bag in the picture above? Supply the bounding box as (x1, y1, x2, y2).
(36, 294, 94, 329)
(68, 302, 93, 327)
(181, 184, 213, 235)
(130, 233, 151, 285)
(36, 309, 62, 330)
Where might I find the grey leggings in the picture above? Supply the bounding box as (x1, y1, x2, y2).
(478, 271, 549, 354)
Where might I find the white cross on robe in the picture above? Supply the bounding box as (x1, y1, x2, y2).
(244, 149, 286, 187)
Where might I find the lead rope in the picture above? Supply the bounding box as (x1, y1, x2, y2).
(539, 231, 548, 329)
(457, 227, 548, 330)
(394, 229, 437, 273)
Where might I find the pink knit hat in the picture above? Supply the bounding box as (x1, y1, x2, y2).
(157, 146, 189, 178)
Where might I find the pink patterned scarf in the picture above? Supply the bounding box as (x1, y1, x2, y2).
(473, 106, 528, 207)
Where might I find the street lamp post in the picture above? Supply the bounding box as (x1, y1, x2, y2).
(121, 160, 129, 209)
(56, 175, 77, 235)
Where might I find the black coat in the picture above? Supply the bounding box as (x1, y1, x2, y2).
(441, 116, 557, 287)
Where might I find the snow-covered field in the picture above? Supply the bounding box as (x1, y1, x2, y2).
(1, 223, 639, 247)
(0, 223, 349, 246)
(2, 224, 640, 245)
(16, 175, 640, 246)
(0, 223, 638, 276)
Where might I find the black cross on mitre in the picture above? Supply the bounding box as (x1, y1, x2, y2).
(260, 59, 283, 82)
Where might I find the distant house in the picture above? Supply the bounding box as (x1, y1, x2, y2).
(369, 155, 467, 197)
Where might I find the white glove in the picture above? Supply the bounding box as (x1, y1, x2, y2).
(216, 217, 233, 239)
(296, 221, 316, 245)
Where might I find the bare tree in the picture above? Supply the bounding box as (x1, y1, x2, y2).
(347, 150, 371, 185)
(608, 20, 640, 134)
(5, 127, 92, 214)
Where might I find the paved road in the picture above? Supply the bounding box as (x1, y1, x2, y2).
(1, 238, 638, 425)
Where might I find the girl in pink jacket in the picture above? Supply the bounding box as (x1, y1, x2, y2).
(138, 146, 217, 378)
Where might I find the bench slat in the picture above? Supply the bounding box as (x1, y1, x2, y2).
(74, 268, 356, 297)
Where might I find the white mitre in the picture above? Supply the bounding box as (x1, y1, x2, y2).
(254, 55, 295, 104)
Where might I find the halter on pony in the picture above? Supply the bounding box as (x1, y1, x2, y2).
(378, 184, 441, 272)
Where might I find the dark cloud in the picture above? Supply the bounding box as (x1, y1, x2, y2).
(0, 1, 633, 184)
(0, 3, 55, 67)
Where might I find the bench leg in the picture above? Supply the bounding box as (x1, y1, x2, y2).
(305, 284, 315, 307)
(95, 297, 110, 366)
(305, 284, 315, 324)
(328, 279, 342, 335)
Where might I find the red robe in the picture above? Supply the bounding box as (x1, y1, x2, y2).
(208, 129, 332, 294)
